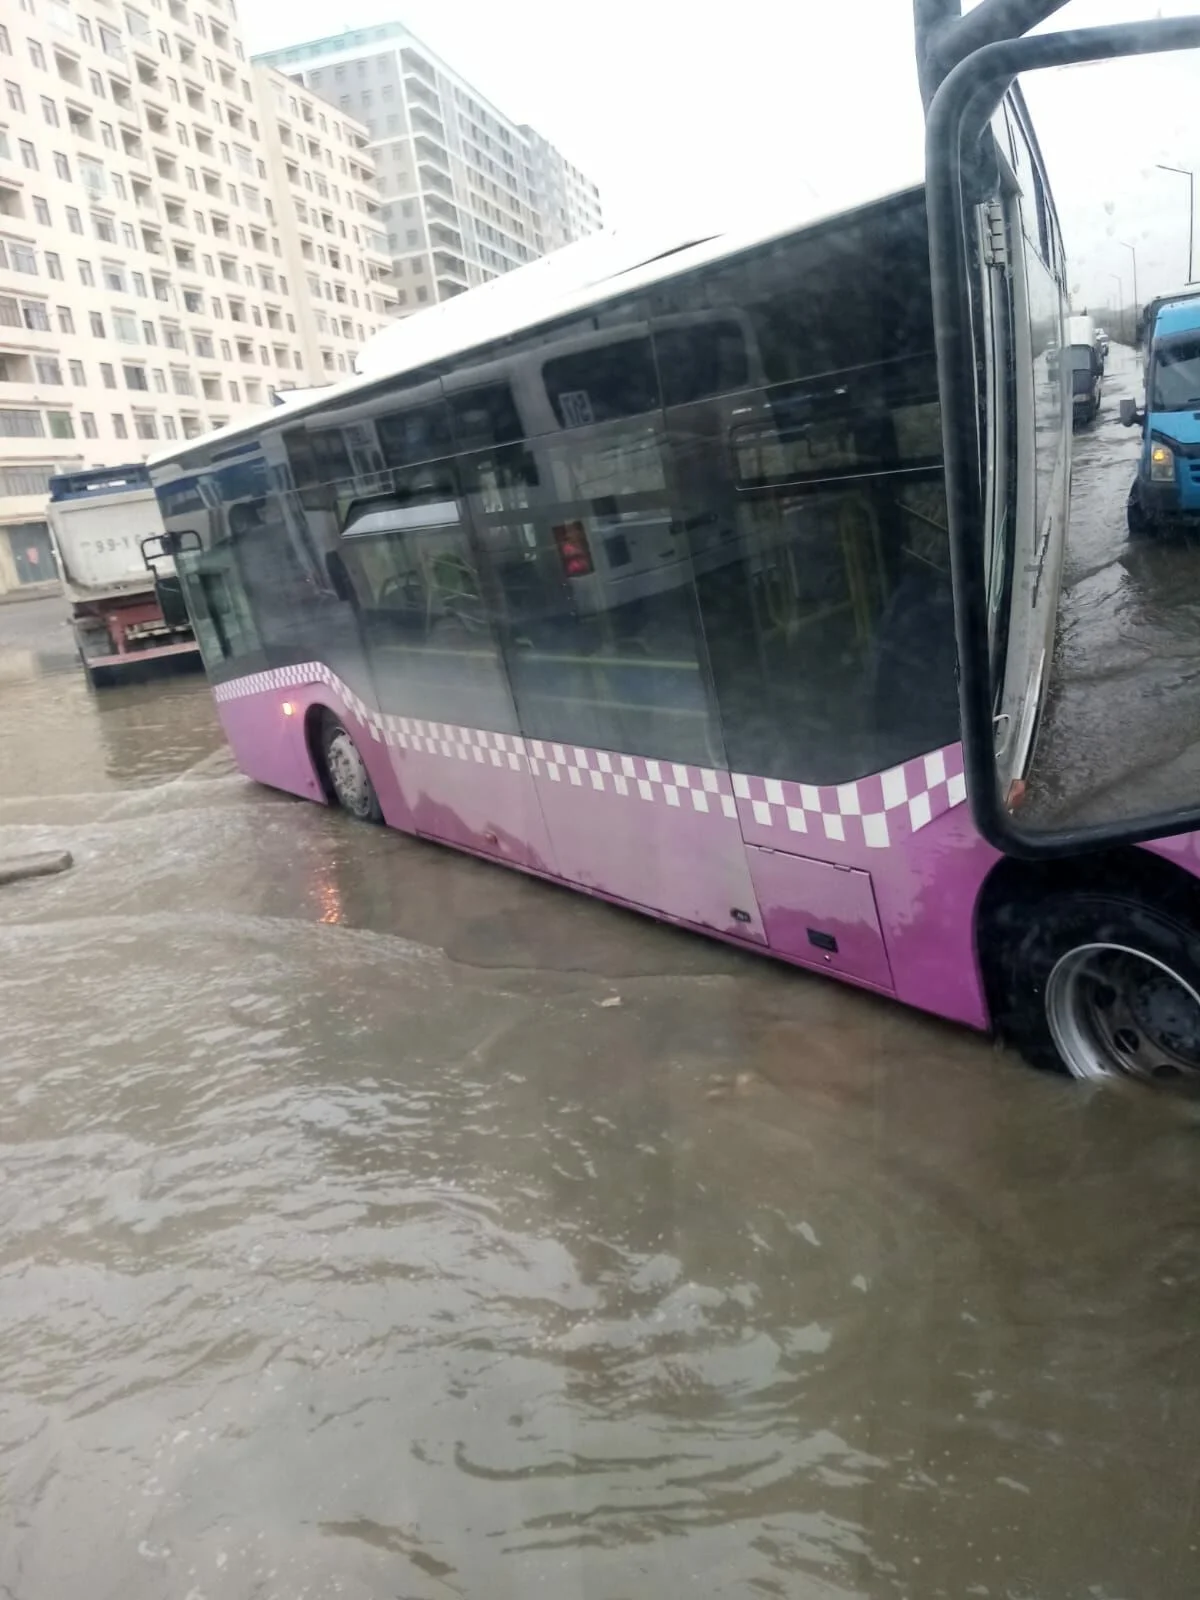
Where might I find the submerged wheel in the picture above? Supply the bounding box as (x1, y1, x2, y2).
(1126, 484, 1154, 540)
(992, 889, 1200, 1087)
(320, 713, 382, 823)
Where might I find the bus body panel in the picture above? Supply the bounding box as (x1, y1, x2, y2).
(209, 654, 1005, 1028)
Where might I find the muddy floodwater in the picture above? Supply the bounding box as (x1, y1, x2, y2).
(0, 595, 1198, 1600)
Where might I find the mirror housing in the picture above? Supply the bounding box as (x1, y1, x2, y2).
(1119, 397, 1144, 428)
(926, 14, 1200, 860)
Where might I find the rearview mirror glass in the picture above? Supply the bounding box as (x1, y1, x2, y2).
(927, 20, 1200, 856)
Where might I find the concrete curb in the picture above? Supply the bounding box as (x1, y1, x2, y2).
(0, 850, 74, 886)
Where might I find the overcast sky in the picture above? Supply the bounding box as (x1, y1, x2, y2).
(241, 0, 1198, 309)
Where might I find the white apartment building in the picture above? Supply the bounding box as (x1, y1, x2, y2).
(254, 24, 603, 319)
(520, 124, 603, 255)
(0, 0, 396, 597)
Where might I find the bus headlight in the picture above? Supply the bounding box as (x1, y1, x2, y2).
(1149, 442, 1176, 482)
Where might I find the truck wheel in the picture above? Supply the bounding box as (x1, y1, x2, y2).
(1126, 486, 1154, 540)
(990, 888, 1200, 1087)
(320, 713, 382, 823)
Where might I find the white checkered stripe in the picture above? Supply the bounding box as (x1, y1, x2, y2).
(732, 748, 967, 848)
(213, 663, 967, 845)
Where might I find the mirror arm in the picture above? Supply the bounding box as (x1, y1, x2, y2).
(915, 0, 1072, 104)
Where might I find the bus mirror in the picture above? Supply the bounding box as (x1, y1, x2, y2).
(926, 17, 1200, 859)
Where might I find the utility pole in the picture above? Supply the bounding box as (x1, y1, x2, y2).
(1118, 241, 1138, 325)
(1155, 164, 1196, 285)
(1108, 273, 1125, 343)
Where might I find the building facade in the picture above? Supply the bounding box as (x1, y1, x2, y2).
(254, 24, 603, 319)
(0, 0, 396, 596)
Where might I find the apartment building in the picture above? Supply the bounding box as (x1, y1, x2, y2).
(255, 24, 603, 319)
(520, 124, 603, 255)
(0, 0, 396, 596)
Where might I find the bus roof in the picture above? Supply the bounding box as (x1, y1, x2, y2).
(147, 180, 925, 473)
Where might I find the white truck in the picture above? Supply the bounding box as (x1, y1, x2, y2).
(46, 464, 201, 686)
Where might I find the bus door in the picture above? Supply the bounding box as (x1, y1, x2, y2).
(447, 327, 768, 944)
(334, 394, 557, 874)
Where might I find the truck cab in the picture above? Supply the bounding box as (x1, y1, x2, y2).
(1121, 297, 1200, 535)
(1066, 313, 1103, 427)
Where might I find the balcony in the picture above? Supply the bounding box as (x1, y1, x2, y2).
(418, 163, 453, 198)
(432, 250, 467, 284)
(414, 134, 450, 174)
(425, 194, 460, 226)
(401, 49, 437, 87)
(428, 222, 462, 253)
(409, 108, 445, 143)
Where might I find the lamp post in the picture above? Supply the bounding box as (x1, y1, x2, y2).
(1109, 273, 1125, 342)
(1118, 240, 1139, 331)
(1155, 163, 1196, 284)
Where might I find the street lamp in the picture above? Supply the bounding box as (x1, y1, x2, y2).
(1109, 272, 1125, 342)
(1155, 163, 1196, 284)
(1118, 240, 1139, 321)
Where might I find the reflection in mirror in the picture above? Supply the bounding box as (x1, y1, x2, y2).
(1003, 49, 1200, 835)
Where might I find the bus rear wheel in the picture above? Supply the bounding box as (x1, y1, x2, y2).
(994, 889, 1200, 1088)
(319, 713, 382, 823)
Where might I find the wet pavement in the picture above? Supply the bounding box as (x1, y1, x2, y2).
(1, 593, 1199, 1599)
(1030, 343, 1200, 828)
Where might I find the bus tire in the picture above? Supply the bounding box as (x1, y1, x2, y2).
(992, 888, 1200, 1087)
(319, 713, 382, 823)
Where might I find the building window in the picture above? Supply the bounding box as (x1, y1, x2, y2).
(57, 306, 73, 333)
(112, 413, 128, 438)
(35, 357, 62, 384)
(19, 140, 38, 171)
(69, 359, 85, 384)
(67, 208, 83, 235)
(81, 411, 97, 438)
(123, 364, 148, 390)
(5, 81, 25, 113)
(133, 412, 157, 439)
(162, 416, 177, 439)
(89, 311, 105, 336)
(113, 312, 140, 343)
(100, 363, 116, 388)
(53, 151, 70, 180)
(0, 409, 44, 437)
(44, 250, 62, 280)
(40, 96, 58, 127)
(47, 410, 74, 438)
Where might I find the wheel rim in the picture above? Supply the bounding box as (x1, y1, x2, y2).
(325, 728, 372, 818)
(1045, 941, 1200, 1087)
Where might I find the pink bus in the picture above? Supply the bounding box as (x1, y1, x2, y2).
(147, 19, 1200, 1089)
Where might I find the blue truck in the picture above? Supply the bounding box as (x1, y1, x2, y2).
(1121, 293, 1200, 537)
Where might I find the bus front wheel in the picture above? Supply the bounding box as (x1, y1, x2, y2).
(319, 713, 382, 823)
(993, 889, 1200, 1088)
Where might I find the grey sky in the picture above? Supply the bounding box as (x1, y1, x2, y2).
(242, 0, 1197, 304)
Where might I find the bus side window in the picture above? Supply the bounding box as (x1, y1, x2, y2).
(651, 195, 959, 787)
(449, 313, 721, 766)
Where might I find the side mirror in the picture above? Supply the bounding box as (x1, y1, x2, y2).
(926, 16, 1200, 858)
(1119, 397, 1143, 428)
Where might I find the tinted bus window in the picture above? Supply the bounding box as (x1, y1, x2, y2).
(652, 195, 959, 785)
(452, 307, 721, 765)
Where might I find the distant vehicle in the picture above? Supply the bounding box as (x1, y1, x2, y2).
(1066, 314, 1103, 426)
(46, 465, 202, 687)
(1120, 296, 1200, 537)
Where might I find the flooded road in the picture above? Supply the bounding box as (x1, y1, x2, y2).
(1, 596, 1198, 1599)
(1030, 343, 1200, 827)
